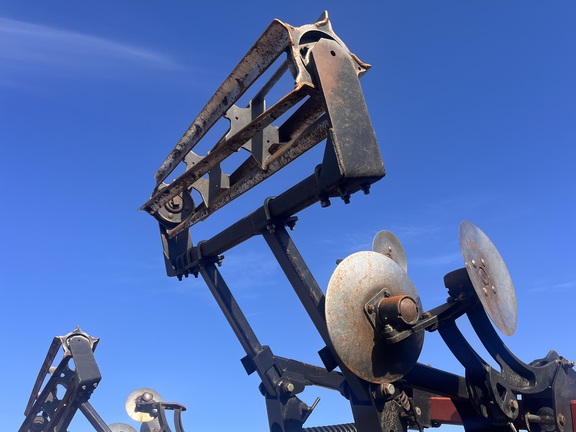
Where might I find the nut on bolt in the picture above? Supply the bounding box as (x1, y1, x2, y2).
(381, 383, 395, 396)
(558, 413, 566, 427)
(282, 381, 295, 394)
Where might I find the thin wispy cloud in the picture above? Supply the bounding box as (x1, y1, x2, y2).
(530, 280, 576, 293)
(0, 16, 180, 81)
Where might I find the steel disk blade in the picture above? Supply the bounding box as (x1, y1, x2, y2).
(108, 423, 137, 432)
(459, 221, 517, 336)
(325, 251, 424, 383)
(125, 388, 162, 423)
(372, 230, 408, 272)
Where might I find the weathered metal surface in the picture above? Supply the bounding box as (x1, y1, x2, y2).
(325, 251, 424, 384)
(141, 11, 376, 236)
(125, 388, 162, 422)
(108, 423, 137, 432)
(372, 230, 408, 272)
(152, 19, 292, 188)
(459, 220, 517, 336)
(141, 83, 313, 215)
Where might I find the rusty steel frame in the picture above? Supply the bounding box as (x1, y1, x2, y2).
(140, 11, 374, 235)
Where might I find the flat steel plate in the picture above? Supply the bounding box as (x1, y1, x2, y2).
(372, 230, 408, 272)
(125, 388, 162, 423)
(325, 251, 424, 383)
(459, 221, 517, 336)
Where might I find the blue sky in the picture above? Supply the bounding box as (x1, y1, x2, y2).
(1, 1, 575, 431)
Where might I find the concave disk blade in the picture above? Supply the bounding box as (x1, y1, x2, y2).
(125, 388, 162, 422)
(459, 221, 517, 336)
(325, 251, 424, 383)
(372, 230, 408, 273)
(108, 424, 137, 432)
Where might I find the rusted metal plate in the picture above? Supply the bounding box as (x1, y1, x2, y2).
(325, 251, 424, 384)
(429, 397, 463, 425)
(372, 230, 408, 273)
(459, 220, 517, 336)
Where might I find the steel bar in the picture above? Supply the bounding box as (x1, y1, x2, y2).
(405, 364, 469, 400)
(79, 402, 113, 432)
(142, 83, 313, 215)
(153, 20, 292, 187)
(168, 112, 329, 236)
(18, 356, 72, 432)
(262, 225, 394, 431)
(23, 337, 61, 417)
(198, 261, 281, 396)
(273, 356, 345, 391)
(174, 173, 320, 275)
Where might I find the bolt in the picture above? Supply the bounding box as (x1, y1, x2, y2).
(388, 246, 393, 252)
(491, 285, 497, 293)
(482, 287, 488, 296)
(508, 399, 518, 411)
(415, 406, 422, 416)
(366, 304, 375, 313)
(93, 382, 98, 388)
(481, 258, 486, 266)
(320, 198, 331, 208)
(81, 385, 87, 391)
(381, 383, 395, 396)
(142, 392, 153, 401)
(558, 413, 566, 427)
(472, 259, 477, 268)
(283, 381, 295, 393)
(480, 404, 488, 417)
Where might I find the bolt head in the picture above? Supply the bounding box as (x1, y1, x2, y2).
(382, 383, 395, 396)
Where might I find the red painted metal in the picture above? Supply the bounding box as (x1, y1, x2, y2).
(429, 397, 462, 425)
(571, 400, 576, 432)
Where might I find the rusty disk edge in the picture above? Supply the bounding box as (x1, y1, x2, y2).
(459, 220, 518, 336)
(372, 230, 408, 273)
(325, 251, 424, 384)
(108, 423, 137, 432)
